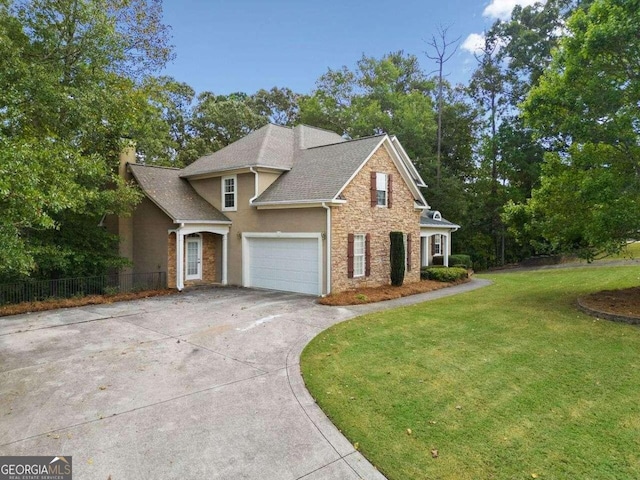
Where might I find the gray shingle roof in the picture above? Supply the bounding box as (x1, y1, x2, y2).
(180, 124, 295, 177)
(129, 164, 230, 223)
(294, 124, 345, 149)
(420, 210, 460, 229)
(254, 135, 385, 203)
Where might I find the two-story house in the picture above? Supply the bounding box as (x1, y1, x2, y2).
(115, 124, 458, 296)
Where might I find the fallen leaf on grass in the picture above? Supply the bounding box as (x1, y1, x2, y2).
(431, 449, 439, 458)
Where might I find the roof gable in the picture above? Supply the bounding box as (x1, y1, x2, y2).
(253, 133, 429, 206)
(253, 135, 384, 204)
(331, 136, 429, 208)
(129, 164, 230, 223)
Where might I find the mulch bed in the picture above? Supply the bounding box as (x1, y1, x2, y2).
(0, 289, 177, 317)
(318, 279, 469, 306)
(579, 287, 640, 320)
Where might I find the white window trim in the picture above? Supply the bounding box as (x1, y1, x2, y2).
(185, 234, 203, 281)
(222, 174, 237, 211)
(434, 234, 442, 256)
(353, 234, 365, 277)
(376, 172, 388, 208)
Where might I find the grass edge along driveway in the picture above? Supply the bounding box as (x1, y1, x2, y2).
(301, 266, 640, 480)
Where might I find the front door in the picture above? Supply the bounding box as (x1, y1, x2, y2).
(185, 236, 202, 281)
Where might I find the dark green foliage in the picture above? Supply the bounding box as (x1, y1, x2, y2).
(449, 254, 473, 269)
(0, 0, 168, 280)
(389, 232, 405, 287)
(512, 0, 640, 259)
(430, 255, 473, 269)
(420, 266, 468, 282)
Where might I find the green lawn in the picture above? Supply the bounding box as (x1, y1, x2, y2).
(301, 266, 640, 480)
(596, 241, 640, 260)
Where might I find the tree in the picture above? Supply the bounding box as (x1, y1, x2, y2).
(425, 25, 460, 187)
(299, 51, 437, 160)
(188, 91, 269, 160)
(490, 0, 586, 104)
(0, 0, 172, 280)
(135, 76, 196, 167)
(389, 232, 405, 286)
(251, 87, 300, 126)
(468, 35, 508, 265)
(510, 0, 640, 259)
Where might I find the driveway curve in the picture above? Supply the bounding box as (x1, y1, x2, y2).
(0, 278, 489, 480)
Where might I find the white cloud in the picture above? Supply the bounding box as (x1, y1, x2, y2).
(461, 33, 486, 55)
(482, 0, 544, 20)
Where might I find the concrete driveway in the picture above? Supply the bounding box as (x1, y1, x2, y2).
(0, 280, 489, 479)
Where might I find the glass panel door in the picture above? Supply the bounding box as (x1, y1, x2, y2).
(185, 237, 202, 280)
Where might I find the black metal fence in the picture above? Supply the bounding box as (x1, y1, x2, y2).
(0, 271, 167, 306)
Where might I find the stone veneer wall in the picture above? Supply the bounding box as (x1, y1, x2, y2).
(167, 232, 216, 288)
(331, 145, 421, 293)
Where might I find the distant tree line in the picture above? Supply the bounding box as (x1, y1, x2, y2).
(1, 0, 637, 283)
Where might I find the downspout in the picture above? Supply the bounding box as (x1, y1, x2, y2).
(322, 202, 331, 296)
(249, 167, 259, 204)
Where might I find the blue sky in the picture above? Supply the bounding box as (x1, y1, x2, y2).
(160, 0, 540, 96)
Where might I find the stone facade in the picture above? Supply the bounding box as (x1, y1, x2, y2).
(331, 144, 421, 293)
(167, 232, 216, 288)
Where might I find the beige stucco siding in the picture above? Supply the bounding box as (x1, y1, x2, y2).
(257, 171, 281, 195)
(331, 144, 421, 293)
(189, 176, 222, 211)
(183, 172, 327, 291)
(132, 197, 174, 275)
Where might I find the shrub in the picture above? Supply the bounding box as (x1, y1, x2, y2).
(389, 231, 405, 286)
(421, 267, 468, 282)
(430, 254, 473, 269)
(355, 293, 369, 303)
(449, 254, 473, 269)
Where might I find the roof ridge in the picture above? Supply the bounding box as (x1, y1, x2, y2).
(256, 123, 273, 165)
(304, 133, 386, 150)
(130, 163, 181, 171)
(297, 123, 344, 135)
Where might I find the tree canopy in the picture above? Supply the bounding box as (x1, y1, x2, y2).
(506, 0, 640, 259)
(0, 0, 171, 280)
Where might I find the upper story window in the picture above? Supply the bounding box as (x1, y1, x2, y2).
(376, 173, 387, 207)
(222, 175, 237, 211)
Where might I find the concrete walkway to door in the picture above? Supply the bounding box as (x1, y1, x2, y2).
(0, 279, 490, 480)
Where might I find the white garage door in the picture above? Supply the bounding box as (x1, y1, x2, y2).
(245, 235, 321, 295)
